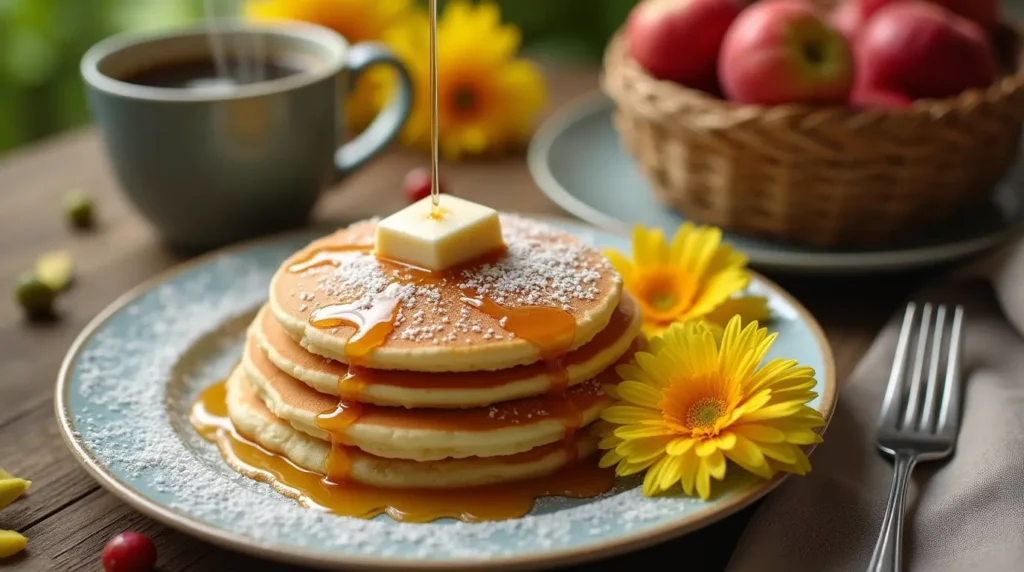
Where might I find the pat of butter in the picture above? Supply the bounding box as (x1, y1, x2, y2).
(375, 195, 505, 271)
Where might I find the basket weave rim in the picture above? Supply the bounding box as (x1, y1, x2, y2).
(602, 30, 1024, 124)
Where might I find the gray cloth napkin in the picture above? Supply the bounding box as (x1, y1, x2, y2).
(725, 243, 1024, 572)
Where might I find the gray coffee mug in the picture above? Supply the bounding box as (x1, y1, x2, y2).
(81, 21, 413, 251)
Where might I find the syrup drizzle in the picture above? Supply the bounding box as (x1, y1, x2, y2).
(247, 334, 615, 433)
(258, 297, 637, 393)
(460, 295, 576, 394)
(289, 246, 580, 386)
(287, 246, 368, 274)
(190, 381, 614, 523)
(293, 245, 581, 482)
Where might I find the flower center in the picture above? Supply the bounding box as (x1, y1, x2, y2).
(452, 85, 477, 112)
(635, 268, 698, 323)
(685, 397, 726, 430)
(659, 373, 739, 439)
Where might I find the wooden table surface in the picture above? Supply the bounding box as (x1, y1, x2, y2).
(0, 65, 930, 571)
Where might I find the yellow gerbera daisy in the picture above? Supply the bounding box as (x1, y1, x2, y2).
(383, 0, 547, 159)
(605, 223, 770, 338)
(245, 0, 419, 129)
(598, 316, 825, 500)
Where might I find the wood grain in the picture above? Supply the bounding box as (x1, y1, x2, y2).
(0, 64, 921, 571)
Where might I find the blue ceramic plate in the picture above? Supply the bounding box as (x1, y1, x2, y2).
(56, 217, 836, 570)
(529, 93, 1024, 275)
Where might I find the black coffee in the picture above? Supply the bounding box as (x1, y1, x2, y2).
(123, 58, 303, 89)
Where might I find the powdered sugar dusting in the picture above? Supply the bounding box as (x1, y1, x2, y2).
(64, 232, 753, 564)
(458, 216, 610, 308)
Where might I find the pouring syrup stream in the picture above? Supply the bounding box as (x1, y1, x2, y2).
(429, 0, 442, 219)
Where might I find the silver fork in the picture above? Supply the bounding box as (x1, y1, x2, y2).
(868, 302, 966, 572)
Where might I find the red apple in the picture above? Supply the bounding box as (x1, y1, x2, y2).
(718, 0, 854, 105)
(626, 0, 746, 92)
(830, 1, 865, 41)
(850, 87, 913, 109)
(859, 0, 1000, 29)
(855, 1, 998, 100)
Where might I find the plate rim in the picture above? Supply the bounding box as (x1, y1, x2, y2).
(54, 220, 837, 571)
(528, 90, 1024, 273)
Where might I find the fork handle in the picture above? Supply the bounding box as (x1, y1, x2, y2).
(868, 450, 918, 572)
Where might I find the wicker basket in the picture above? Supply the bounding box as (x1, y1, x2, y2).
(602, 29, 1024, 247)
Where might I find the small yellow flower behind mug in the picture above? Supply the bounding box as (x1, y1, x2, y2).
(605, 223, 769, 338)
(383, 0, 547, 159)
(598, 316, 825, 501)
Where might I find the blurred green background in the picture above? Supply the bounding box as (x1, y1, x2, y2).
(0, 0, 636, 155)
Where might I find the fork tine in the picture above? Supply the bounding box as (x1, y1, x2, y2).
(879, 304, 916, 429)
(902, 303, 933, 430)
(937, 306, 965, 438)
(919, 305, 947, 432)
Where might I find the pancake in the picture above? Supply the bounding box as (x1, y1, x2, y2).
(242, 332, 616, 461)
(252, 294, 641, 408)
(269, 215, 623, 372)
(224, 367, 600, 488)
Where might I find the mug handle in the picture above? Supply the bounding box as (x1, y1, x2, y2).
(335, 42, 414, 175)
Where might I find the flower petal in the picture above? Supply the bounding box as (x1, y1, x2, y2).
(616, 456, 658, 477)
(695, 439, 720, 457)
(604, 249, 636, 288)
(731, 423, 787, 444)
(703, 242, 748, 277)
(757, 442, 799, 465)
(599, 449, 624, 468)
(598, 432, 623, 450)
(643, 455, 672, 496)
(705, 449, 727, 480)
(602, 405, 661, 425)
(748, 361, 816, 396)
(695, 456, 712, 500)
(666, 437, 697, 456)
(678, 451, 699, 496)
(712, 432, 737, 450)
(734, 389, 772, 417)
(635, 351, 676, 388)
(668, 222, 696, 268)
(717, 316, 744, 376)
(687, 269, 750, 318)
(770, 448, 812, 476)
(783, 429, 825, 445)
(737, 401, 805, 423)
(685, 329, 719, 377)
(615, 435, 673, 463)
(724, 434, 774, 479)
(659, 454, 687, 491)
(705, 296, 771, 329)
(615, 362, 659, 389)
(614, 424, 679, 439)
(617, 380, 664, 409)
(633, 226, 667, 267)
(682, 224, 722, 280)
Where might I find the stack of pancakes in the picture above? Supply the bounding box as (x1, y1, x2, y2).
(224, 215, 642, 488)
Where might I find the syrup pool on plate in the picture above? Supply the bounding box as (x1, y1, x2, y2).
(190, 381, 615, 523)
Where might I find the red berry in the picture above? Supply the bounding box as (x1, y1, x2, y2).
(403, 168, 445, 204)
(102, 532, 156, 572)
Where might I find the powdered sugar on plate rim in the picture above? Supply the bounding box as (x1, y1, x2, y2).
(55, 218, 836, 570)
